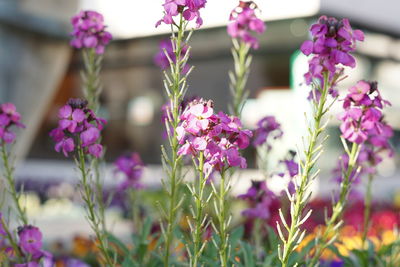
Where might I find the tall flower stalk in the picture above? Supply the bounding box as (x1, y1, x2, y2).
(307, 142, 361, 267)
(1, 143, 28, 226)
(214, 168, 229, 267)
(308, 80, 392, 266)
(0, 103, 27, 225)
(188, 151, 210, 267)
(49, 98, 113, 266)
(227, 1, 265, 117)
(70, 10, 112, 246)
(76, 144, 114, 266)
(156, 1, 207, 265)
(176, 99, 252, 266)
(277, 16, 364, 266)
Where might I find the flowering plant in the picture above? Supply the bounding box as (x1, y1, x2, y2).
(1, 1, 398, 267)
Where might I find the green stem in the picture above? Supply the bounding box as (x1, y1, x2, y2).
(307, 142, 360, 267)
(192, 152, 207, 267)
(280, 72, 330, 267)
(253, 218, 262, 260)
(77, 146, 114, 267)
(83, 46, 108, 241)
(362, 173, 374, 248)
(83, 48, 102, 112)
(129, 189, 141, 234)
(231, 40, 251, 118)
(216, 168, 228, 267)
(163, 14, 186, 267)
(1, 143, 28, 225)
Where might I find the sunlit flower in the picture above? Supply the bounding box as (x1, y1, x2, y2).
(156, 0, 207, 28)
(177, 98, 252, 173)
(227, 1, 266, 49)
(301, 16, 364, 99)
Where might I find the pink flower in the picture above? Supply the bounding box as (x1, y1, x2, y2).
(227, 1, 266, 49)
(339, 81, 391, 145)
(70, 11, 112, 54)
(156, 0, 207, 28)
(177, 98, 251, 173)
(0, 103, 24, 144)
(50, 98, 105, 158)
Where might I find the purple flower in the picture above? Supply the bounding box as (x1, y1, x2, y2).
(277, 151, 299, 194)
(333, 82, 394, 188)
(227, 1, 266, 49)
(18, 225, 43, 258)
(339, 81, 391, 145)
(114, 152, 145, 191)
(239, 180, 274, 219)
(154, 38, 190, 73)
(70, 10, 112, 54)
(301, 16, 364, 99)
(253, 116, 283, 147)
(0, 103, 25, 144)
(156, 0, 207, 28)
(50, 98, 106, 158)
(177, 98, 252, 173)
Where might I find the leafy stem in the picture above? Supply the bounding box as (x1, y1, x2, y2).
(229, 39, 252, 118)
(212, 168, 230, 267)
(307, 142, 361, 267)
(161, 14, 191, 267)
(1, 143, 28, 225)
(190, 152, 209, 267)
(76, 145, 115, 267)
(278, 71, 331, 267)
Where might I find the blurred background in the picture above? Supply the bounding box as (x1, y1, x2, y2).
(0, 0, 399, 242)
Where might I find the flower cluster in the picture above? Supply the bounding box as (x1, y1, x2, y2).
(0, 103, 24, 144)
(50, 98, 106, 158)
(154, 38, 190, 73)
(227, 1, 266, 49)
(156, 0, 207, 28)
(253, 116, 283, 148)
(114, 153, 145, 191)
(1, 225, 53, 266)
(177, 99, 252, 173)
(239, 180, 275, 219)
(300, 16, 364, 98)
(339, 80, 392, 145)
(70, 10, 112, 55)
